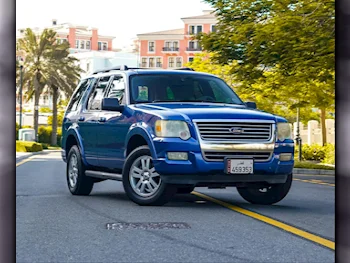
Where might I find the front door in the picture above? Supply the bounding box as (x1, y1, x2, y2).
(97, 74, 132, 169)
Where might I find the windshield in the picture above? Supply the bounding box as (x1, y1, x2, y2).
(129, 74, 244, 105)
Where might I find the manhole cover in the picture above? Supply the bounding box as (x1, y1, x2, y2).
(106, 222, 191, 230)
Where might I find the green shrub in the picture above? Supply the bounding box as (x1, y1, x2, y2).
(323, 144, 335, 165)
(294, 143, 334, 164)
(47, 112, 64, 127)
(37, 126, 62, 146)
(16, 141, 43, 152)
(39, 107, 52, 113)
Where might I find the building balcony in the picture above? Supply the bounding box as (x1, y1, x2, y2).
(162, 47, 180, 52)
(186, 47, 202, 52)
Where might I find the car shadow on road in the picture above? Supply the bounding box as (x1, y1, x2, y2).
(90, 191, 220, 208)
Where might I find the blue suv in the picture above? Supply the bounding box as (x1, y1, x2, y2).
(61, 65, 294, 206)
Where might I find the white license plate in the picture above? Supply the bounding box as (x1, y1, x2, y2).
(226, 159, 254, 174)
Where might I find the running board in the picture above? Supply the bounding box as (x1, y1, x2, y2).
(85, 170, 123, 181)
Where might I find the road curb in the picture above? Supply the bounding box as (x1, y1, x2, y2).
(16, 150, 61, 162)
(293, 168, 335, 176)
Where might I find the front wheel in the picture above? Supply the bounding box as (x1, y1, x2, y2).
(122, 146, 177, 206)
(236, 173, 293, 205)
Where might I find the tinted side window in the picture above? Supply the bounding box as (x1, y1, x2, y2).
(106, 75, 126, 104)
(66, 79, 92, 112)
(86, 76, 111, 111)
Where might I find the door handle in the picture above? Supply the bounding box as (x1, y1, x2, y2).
(78, 116, 85, 121)
(98, 117, 106, 123)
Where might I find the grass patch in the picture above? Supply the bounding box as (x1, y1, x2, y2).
(16, 141, 43, 152)
(48, 146, 61, 150)
(294, 161, 335, 170)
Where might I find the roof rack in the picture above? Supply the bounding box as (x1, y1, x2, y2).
(174, 67, 195, 71)
(92, 65, 149, 75)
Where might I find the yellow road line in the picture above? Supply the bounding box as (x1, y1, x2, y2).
(16, 156, 35, 167)
(192, 191, 335, 250)
(293, 178, 335, 187)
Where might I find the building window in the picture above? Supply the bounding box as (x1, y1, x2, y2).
(189, 25, 195, 34)
(211, 25, 216, 32)
(80, 40, 85, 49)
(164, 41, 179, 51)
(189, 41, 195, 49)
(188, 57, 194, 63)
(86, 40, 91, 50)
(156, 57, 162, 68)
(176, 57, 182, 67)
(149, 57, 155, 68)
(168, 57, 175, 68)
(141, 57, 147, 67)
(98, 41, 108, 51)
(189, 25, 203, 34)
(148, 41, 155, 52)
(75, 40, 79, 49)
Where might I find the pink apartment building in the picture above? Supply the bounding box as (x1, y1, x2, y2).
(16, 19, 115, 54)
(136, 10, 217, 69)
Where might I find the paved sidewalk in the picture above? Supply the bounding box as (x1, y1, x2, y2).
(16, 150, 61, 162)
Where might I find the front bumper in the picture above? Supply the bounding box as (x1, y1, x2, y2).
(160, 173, 289, 187)
(152, 138, 294, 186)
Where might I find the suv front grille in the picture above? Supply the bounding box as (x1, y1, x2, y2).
(195, 121, 273, 142)
(203, 151, 272, 162)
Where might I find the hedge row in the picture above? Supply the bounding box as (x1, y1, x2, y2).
(295, 144, 335, 164)
(16, 141, 43, 152)
(16, 123, 62, 147)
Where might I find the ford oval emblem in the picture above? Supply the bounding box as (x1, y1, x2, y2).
(229, 127, 244, 134)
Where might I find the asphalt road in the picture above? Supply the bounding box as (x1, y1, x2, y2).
(16, 152, 335, 263)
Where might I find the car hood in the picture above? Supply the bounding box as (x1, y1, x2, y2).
(134, 102, 278, 122)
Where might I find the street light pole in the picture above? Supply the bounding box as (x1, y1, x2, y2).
(19, 63, 23, 129)
(296, 107, 302, 161)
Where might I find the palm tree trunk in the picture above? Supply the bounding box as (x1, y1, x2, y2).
(51, 86, 58, 146)
(320, 107, 327, 146)
(33, 73, 40, 142)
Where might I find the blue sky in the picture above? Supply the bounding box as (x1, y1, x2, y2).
(16, 0, 213, 48)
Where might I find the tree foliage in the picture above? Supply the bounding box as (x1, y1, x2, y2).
(196, 0, 334, 144)
(16, 28, 82, 145)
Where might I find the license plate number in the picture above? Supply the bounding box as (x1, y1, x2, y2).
(226, 159, 253, 174)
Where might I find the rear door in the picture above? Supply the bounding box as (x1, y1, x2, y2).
(62, 78, 93, 151)
(78, 76, 113, 166)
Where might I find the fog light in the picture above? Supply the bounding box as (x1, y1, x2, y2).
(167, 152, 188, 160)
(279, 153, 292, 161)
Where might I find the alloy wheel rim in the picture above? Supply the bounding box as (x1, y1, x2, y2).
(129, 155, 161, 197)
(68, 154, 78, 188)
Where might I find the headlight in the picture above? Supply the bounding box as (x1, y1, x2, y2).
(155, 120, 191, 140)
(277, 123, 292, 141)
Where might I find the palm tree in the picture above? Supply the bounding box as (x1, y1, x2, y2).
(41, 44, 82, 145)
(17, 28, 82, 144)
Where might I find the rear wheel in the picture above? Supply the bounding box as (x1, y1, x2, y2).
(66, 145, 94, 195)
(236, 173, 293, 205)
(122, 146, 177, 206)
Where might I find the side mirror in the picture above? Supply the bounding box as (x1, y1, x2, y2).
(101, 98, 124, 112)
(245, 101, 257, 109)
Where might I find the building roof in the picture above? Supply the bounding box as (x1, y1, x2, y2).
(181, 12, 216, 20)
(137, 28, 184, 36)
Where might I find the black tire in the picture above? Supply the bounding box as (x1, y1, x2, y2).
(177, 186, 195, 194)
(122, 145, 177, 206)
(66, 145, 94, 195)
(236, 173, 293, 205)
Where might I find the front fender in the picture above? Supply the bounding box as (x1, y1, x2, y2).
(125, 124, 157, 159)
(65, 126, 88, 166)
